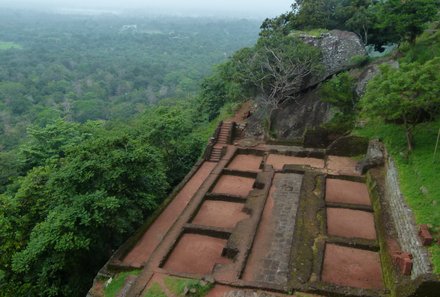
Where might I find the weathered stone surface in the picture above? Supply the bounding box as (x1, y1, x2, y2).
(254, 173, 303, 285)
(246, 30, 366, 140)
(326, 135, 369, 157)
(270, 89, 332, 139)
(355, 60, 399, 97)
(300, 30, 367, 87)
(356, 139, 385, 174)
(385, 158, 432, 279)
(225, 290, 279, 297)
(116, 275, 137, 297)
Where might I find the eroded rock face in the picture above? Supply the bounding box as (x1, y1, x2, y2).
(245, 30, 367, 140)
(356, 139, 385, 174)
(271, 88, 332, 139)
(300, 30, 367, 87)
(355, 59, 399, 96)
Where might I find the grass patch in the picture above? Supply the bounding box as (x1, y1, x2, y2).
(354, 118, 440, 273)
(104, 270, 141, 297)
(0, 41, 22, 50)
(289, 28, 329, 38)
(164, 276, 213, 297)
(144, 283, 167, 297)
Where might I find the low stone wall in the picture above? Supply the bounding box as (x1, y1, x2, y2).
(384, 158, 432, 279)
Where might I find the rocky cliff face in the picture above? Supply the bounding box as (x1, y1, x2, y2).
(271, 89, 332, 139)
(246, 30, 367, 141)
(300, 30, 367, 87)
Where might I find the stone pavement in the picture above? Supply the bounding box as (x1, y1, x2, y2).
(254, 173, 303, 285)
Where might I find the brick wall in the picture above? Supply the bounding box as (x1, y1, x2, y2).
(384, 158, 432, 279)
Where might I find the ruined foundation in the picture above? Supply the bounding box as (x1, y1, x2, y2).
(89, 122, 439, 297)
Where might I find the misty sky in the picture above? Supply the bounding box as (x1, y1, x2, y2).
(0, 0, 294, 18)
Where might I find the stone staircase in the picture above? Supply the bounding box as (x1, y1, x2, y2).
(209, 122, 233, 162)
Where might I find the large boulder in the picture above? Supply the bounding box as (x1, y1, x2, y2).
(244, 30, 367, 140)
(300, 30, 367, 87)
(271, 88, 332, 140)
(356, 139, 385, 174)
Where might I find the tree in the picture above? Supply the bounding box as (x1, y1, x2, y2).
(320, 72, 357, 113)
(290, 0, 339, 30)
(345, 5, 375, 44)
(139, 103, 204, 185)
(361, 58, 440, 151)
(0, 152, 20, 192)
(1, 130, 169, 296)
(374, 0, 439, 44)
(19, 120, 84, 170)
(231, 34, 322, 134)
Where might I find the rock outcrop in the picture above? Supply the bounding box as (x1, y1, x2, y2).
(245, 30, 367, 140)
(300, 30, 367, 88)
(355, 59, 399, 96)
(356, 139, 385, 174)
(270, 89, 332, 139)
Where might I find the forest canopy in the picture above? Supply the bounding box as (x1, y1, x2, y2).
(0, 10, 259, 297)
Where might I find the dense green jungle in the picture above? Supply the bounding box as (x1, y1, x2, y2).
(0, 1, 439, 296)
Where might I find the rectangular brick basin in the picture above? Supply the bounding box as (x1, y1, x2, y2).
(326, 156, 360, 176)
(192, 200, 249, 229)
(122, 161, 217, 267)
(322, 244, 384, 289)
(325, 178, 371, 206)
(326, 208, 376, 240)
(266, 154, 324, 170)
(227, 154, 263, 172)
(163, 233, 230, 275)
(211, 175, 255, 197)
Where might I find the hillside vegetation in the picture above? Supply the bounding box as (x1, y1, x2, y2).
(0, 10, 257, 297)
(0, 1, 439, 296)
(0, 10, 259, 150)
(198, 0, 440, 272)
(356, 26, 440, 273)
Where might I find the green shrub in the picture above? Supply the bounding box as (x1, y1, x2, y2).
(350, 55, 370, 67)
(164, 276, 213, 297)
(104, 270, 141, 297)
(144, 283, 167, 297)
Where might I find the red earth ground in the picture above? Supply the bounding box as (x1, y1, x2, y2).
(326, 208, 377, 240)
(325, 178, 371, 206)
(266, 154, 325, 170)
(227, 154, 263, 172)
(192, 200, 249, 229)
(163, 233, 231, 275)
(242, 182, 275, 281)
(119, 141, 381, 295)
(205, 285, 234, 297)
(326, 156, 361, 176)
(321, 243, 384, 289)
(211, 175, 255, 197)
(122, 161, 217, 267)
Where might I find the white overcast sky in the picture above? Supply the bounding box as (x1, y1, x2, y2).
(0, 0, 294, 18)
